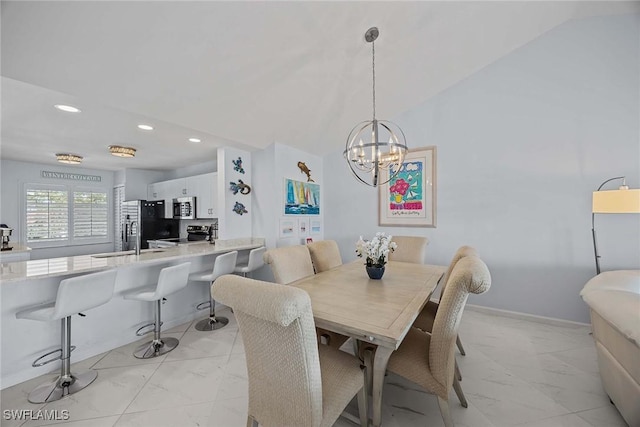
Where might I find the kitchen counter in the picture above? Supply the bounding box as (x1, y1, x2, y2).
(0, 244, 32, 263)
(1, 237, 266, 388)
(0, 238, 264, 284)
(0, 244, 32, 254)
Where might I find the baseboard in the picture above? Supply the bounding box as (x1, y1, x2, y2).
(466, 304, 590, 328)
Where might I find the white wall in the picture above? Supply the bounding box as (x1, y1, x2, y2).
(164, 159, 217, 180)
(0, 159, 116, 259)
(324, 14, 640, 323)
(251, 143, 324, 280)
(122, 168, 167, 201)
(217, 147, 252, 239)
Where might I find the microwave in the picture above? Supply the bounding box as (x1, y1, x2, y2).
(173, 197, 196, 219)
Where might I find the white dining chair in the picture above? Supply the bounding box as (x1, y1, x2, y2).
(307, 240, 342, 273)
(388, 236, 429, 264)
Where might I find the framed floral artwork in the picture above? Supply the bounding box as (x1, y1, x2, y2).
(378, 146, 437, 227)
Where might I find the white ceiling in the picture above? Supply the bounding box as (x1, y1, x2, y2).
(2, 1, 638, 171)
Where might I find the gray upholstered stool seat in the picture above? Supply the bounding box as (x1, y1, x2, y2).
(15, 269, 118, 403)
(188, 251, 238, 331)
(233, 246, 266, 277)
(123, 262, 191, 359)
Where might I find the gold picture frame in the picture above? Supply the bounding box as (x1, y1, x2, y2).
(378, 146, 437, 227)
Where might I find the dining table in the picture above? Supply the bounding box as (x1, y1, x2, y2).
(290, 260, 446, 427)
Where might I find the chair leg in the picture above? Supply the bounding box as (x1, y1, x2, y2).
(456, 335, 466, 356)
(246, 415, 258, 427)
(454, 360, 462, 382)
(28, 316, 98, 403)
(437, 397, 454, 427)
(195, 284, 229, 331)
(134, 300, 179, 358)
(452, 375, 468, 408)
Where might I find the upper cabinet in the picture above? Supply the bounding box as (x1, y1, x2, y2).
(186, 173, 217, 219)
(148, 172, 217, 219)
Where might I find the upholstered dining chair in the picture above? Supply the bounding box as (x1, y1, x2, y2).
(413, 246, 479, 359)
(385, 255, 491, 427)
(212, 275, 368, 427)
(263, 245, 315, 285)
(388, 236, 429, 264)
(307, 240, 343, 273)
(264, 245, 349, 349)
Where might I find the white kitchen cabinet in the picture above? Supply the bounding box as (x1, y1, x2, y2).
(186, 173, 217, 219)
(148, 179, 182, 218)
(148, 172, 217, 219)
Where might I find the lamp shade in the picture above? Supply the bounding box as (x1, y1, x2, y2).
(592, 189, 640, 213)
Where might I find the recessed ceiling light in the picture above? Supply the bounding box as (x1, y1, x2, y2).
(108, 145, 136, 158)
(56, 153, 83, 164)
(188, 138, 201, 143)
(137, 124, 154, 131)
(54, 104, 81, 113)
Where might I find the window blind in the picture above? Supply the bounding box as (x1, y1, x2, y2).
(73, 191, 108, 238)
(26, 189, 69, 242)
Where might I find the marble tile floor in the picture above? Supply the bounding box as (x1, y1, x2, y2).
(1, 307, 629, 427)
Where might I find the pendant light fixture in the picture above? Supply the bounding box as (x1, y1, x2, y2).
(344, 27, 408, 187)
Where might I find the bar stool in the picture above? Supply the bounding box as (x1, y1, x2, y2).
(15, 269, 118, 403)
(189, 251, 238, 331)
(234, 246, 266, 278)
(122, 262, 191, 359)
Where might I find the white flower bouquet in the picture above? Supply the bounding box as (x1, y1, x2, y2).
(355, 232, 397, 268)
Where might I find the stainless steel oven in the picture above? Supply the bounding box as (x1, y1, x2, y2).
(173, 197, 196, 219)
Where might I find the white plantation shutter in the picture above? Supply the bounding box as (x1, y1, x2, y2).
(26, 188, 69, 242)
(73, 191, 108, 238)
(25, 185, 109, 245)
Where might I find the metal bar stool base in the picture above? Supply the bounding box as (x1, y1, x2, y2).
(133, 337, 179, 359)
(28, 370, 98, 404)
(195, 316, 229, 331)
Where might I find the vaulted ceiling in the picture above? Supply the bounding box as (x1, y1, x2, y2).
(2, 1, 637, 171)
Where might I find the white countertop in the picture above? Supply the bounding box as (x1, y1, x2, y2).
(0, 244, 32, 254)
(0, 238, 265, 284)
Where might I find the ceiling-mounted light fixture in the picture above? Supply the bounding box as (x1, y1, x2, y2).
(344, 27, 408, 187)
(137, 124, 153, 131)
(188, 138, 201, 143)
(108, 145, 136, 158)
(56, 153, 83, 164)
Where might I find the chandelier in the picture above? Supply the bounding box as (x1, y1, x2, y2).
(344, 27, 408, 187)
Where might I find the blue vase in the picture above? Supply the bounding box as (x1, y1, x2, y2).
(366, 265, 385, 280)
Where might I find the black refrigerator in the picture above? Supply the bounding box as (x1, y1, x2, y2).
(121, 200, 179, 251)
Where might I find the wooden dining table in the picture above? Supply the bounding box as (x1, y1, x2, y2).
(290, 260, 446, 427)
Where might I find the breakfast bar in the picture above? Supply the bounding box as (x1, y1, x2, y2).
(0, 238, 264, 388)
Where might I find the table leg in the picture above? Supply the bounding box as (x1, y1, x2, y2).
(371, 345, 393, 427)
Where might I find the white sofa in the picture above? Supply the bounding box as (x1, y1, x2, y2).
(580, 270, 640, 427)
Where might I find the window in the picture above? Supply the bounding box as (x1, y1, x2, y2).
(25, 185, 109, 245)
(26, 188, 69, 242)
(73, 191, 108, 238)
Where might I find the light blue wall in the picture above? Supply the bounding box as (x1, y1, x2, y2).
(0, 159, 116, 259)
(324, 14, 640, 323)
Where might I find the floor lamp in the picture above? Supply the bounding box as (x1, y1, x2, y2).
(591, 176, 640, 274)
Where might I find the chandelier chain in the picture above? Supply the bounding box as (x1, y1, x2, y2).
(372, 39, 376, 120)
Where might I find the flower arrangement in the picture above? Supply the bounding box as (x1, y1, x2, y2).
(355, 232, 397, 268)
